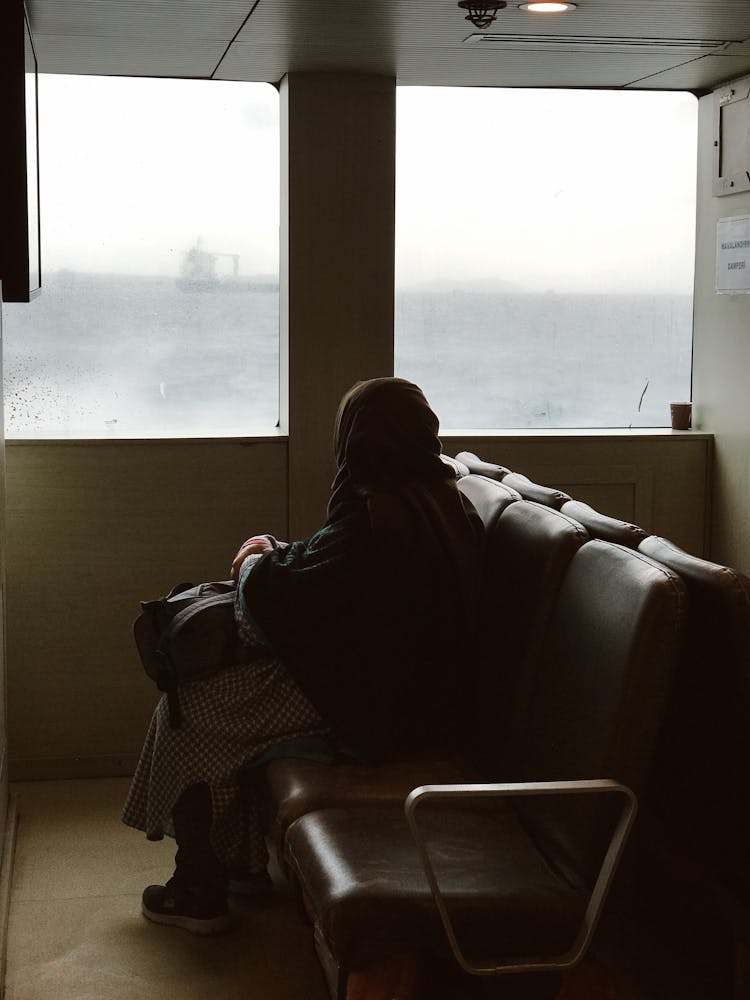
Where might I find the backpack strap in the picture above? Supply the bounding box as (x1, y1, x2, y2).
(167, 688, 182, 728)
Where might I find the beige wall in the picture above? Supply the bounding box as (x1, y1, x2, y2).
(693, 81, 750, 575)
(5, 439, 287, 776)
(282, 74, 395, 538)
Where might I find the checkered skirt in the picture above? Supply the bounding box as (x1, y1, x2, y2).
(122, 560, 329, 872)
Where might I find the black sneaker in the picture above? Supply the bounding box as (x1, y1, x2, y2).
(142, 878, 230, 935)
(227, 869, 274, 897)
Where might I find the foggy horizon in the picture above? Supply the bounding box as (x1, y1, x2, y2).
(35, 75, 697, 296)
(2, 74, 695, 437)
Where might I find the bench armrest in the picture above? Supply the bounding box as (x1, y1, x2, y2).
(404, 778, 637, 976)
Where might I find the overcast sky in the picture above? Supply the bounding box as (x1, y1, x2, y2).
(38, 75, 281, 279)
(397, 86, 698, 294)
(38, 75, 698, 294)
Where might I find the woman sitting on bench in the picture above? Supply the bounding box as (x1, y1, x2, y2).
(122, 376, 483, 934)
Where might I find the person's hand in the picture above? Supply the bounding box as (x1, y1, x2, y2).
(231, 535, 273, 580)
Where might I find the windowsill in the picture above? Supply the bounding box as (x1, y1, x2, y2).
(4, 427, 711, 445)
(442, 427, 711, 440)
(4, 427, 287, 445)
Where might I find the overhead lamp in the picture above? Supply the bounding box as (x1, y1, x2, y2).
(457, 1, 507, 30)
(519, 2, 577, 10)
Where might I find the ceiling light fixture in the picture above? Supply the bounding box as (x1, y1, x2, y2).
(457, 1, 507, 30)
(520, 2, 577, 10)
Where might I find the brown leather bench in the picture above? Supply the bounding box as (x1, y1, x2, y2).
(261, 476, 587, 857)
(258, 457, 749, 997)
(285, 540, 686, 999)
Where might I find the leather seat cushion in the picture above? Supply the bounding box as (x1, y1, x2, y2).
(264, 756, 479, 842)
(286, 805, 586, 970)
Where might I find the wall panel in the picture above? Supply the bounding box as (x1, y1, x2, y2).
(5, 438, 287, 777)
(1, 428, 713, 777)
(693, 81, 750, 576)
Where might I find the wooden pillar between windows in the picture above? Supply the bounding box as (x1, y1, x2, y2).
(280, 73, 396, 539)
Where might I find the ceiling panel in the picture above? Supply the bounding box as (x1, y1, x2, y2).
(25, 0, 750, 92)
(215, 44, 391, 83)
(33, 35, 227, 78)
(235, 0, 750, 47)
(217, 43, 732, 90)
(627, 53, 750, 91)
(28, 0, 251, 41)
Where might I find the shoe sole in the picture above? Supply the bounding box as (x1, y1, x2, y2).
(142, 900, 230, 935)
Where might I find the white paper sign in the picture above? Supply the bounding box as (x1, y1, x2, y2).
(716, 215, 750, 293)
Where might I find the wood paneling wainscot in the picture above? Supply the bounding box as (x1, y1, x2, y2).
(4, 437, 287, 779)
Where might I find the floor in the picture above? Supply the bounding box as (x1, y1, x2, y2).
(2, 778, 734, 1000)
(4, 777, 329, 1000)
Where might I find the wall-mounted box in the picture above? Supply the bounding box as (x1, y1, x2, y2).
(713, 76, 750, 198)
(0, 2, 41, 302)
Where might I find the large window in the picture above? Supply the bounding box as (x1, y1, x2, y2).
(395, 88, 697, 429)
(3, 76, 279, 438)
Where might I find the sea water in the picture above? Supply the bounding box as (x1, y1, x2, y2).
(2, 271, 692, 437)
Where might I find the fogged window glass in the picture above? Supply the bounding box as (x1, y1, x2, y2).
(395, 88, 697, 429)
(3, 76, 279, 438)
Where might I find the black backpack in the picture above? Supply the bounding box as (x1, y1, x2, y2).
(133, 580, 252, 726)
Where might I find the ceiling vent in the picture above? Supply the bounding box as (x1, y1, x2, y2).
(463, 34, 728, 55)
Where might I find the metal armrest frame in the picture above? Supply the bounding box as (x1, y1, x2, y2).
(404, 778, 637, 976)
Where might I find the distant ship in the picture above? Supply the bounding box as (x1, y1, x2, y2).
(176, 240, 277, 293)
(176, 240, 227, 291)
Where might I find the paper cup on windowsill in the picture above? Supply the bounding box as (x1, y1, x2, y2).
(670, 402, 692, 430)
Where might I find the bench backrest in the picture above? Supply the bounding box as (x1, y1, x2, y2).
(481, 500, 588, 774)
(501, 472, 572, 509)
(515, 540, 686, 887)
(456, 451, 571, 508)
(458, 476, 589, 773)
(560, 500, 647, 548)
(639, 535, 750, 889)
(458, 473, 519, 532)
(441, 454, 470, 478)
(454, 450, 510, 481)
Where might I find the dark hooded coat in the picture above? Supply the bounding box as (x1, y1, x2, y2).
(239, 378, 483, 762)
